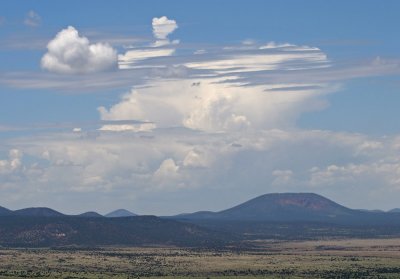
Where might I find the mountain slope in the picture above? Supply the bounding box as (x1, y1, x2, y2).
(13, 207, 65, 217)
(177, 193, 365, 222)
(0, 206, 13, 216)
(105, 209, 137, 218)
(389, 208, 400, 213)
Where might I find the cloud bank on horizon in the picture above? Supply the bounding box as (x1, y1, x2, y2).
(1, 12, 400, 215)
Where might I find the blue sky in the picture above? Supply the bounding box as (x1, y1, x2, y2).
(0, 1, 400, 214)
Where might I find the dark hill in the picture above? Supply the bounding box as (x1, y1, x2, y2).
(0, 206, 13, 216)
(389, 208, 400, 213)
(0, 215, 229, 247)
(179, 193, 355, 222)
(13, 207, 64, 217)
(105, 209, 137, 217)
(78, 211, 103, 218)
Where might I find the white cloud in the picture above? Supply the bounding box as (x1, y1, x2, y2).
(41, 26, 118, 74)
(272, 169, 293, 185)
(152, 16, 178, 40)
(4, 17, 400, 214)
(118, 16, 178, 69)
(186, 46, 328, 73)
(0, 149, 22, 175)
(118, 48, 175, 69)
(98, 123, 156, 132)
(106, 42, 333, 132)
(24, 10, 41, 27)
(183, 149, 210, 168)
(154, 158, 179, 180)
(309, 162, 400, 189)
(97, 75, 330, 133)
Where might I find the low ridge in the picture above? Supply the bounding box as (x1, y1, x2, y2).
(78, 211, 103, 218)
(105, 209, 137, 218)
(14, 207, 65, 217)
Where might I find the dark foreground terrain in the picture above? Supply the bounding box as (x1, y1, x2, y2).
(0, 215, 229, 247)
(0, 238, 400, 278)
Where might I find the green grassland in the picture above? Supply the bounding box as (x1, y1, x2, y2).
(0, 238, 400, 278)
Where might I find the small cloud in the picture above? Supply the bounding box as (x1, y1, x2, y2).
(259, 41, 295, 49)
(194, 49, 206, 55)
(24, 10, 41, 27)
(0, 149, 22, 175)
(118, 16, 178, 69)
(41, 26, 118, 74)
(272, 169, 293, 185)
(98, 123, 156, 132)
(152, 16, 178, 47)
(118, 48, 175, 69)
(242, 39, 256, 45)
(152, 16, 178, 40)
(155, 158, 179, 177)
(72, 128, 82, 133)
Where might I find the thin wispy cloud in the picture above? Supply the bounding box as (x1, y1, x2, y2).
(23, 10, 41, 27)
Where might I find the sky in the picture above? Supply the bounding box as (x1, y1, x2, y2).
(1, 0, 400, 215)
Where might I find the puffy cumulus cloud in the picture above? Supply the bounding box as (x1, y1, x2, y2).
(0, 149, 22, 174)
(41, 26, 118, 74)
(152, 16, 178, 41)
(183, 149, 210, 168)
(96, 76, 330, 133)
(98, 91, 144, 121)
(24, 10, 41, 27)
(153, 158, 182, 189)
(309, 163, 400, 189)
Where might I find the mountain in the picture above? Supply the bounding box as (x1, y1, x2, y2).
(105, 209, 137, 217)
(0, 215, 229, 247)
(0, 206, 13, 216)
(389, 208, 400, 213)
(1, 193, 400, 246)
(177, 193, 356, 222)
(78, 211, 103, 217)
(358, 209, 385, 213)
(13, 207, 65, 217)
(172, 193, 400, 240)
